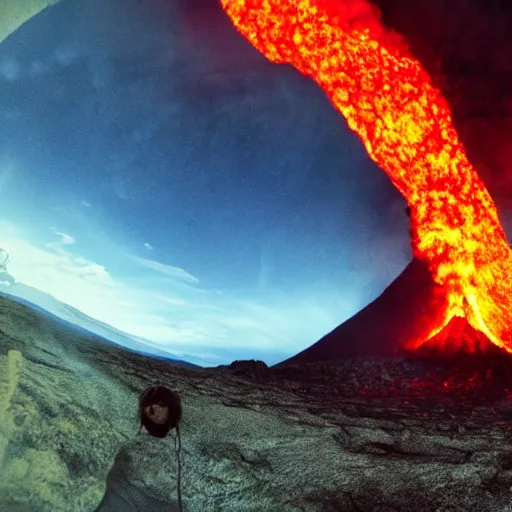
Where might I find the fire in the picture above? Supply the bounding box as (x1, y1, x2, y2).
(220, 0, 512, 351)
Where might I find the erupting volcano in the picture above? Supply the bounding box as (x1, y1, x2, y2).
(221, 0, 512, 357)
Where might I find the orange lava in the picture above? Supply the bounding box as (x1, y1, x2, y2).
(221, 0, 512, 351)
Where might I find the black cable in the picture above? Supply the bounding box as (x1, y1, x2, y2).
(175, 424, 184, 512)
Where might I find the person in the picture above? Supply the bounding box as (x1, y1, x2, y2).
(95, 385, 186, 511)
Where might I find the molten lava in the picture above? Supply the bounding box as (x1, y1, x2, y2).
(220, 0, 512, 352)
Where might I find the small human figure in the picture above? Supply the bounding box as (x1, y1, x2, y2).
(95, 385, 185, 511)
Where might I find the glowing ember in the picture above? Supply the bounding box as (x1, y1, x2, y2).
(220, 0, 512, 352)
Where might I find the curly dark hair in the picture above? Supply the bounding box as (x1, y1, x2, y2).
(138, 385, 182, 438)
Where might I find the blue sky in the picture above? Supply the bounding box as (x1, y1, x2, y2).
(8, 0, 509, 367)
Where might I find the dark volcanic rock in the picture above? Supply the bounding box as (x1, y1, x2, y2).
(228, 359, 270, 380)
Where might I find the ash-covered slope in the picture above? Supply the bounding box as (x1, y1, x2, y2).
(4, 289, 512, 511)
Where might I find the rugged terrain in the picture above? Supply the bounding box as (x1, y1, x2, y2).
(2, 294, 512, 511)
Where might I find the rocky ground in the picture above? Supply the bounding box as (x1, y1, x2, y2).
(2, 294, 512, 511)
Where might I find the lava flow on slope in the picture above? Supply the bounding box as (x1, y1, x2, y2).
(220, 0, 512, 354)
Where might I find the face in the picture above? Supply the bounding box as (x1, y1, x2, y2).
(144, 403, 169, 425)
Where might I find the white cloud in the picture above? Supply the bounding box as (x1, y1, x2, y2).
(129, 255, 199, 283)
(29, 59, 51, 76)
(1, 234, 117, 322)
(49, 229, 76, 246)
(53, 44, 80, 67)
(0, 58, 20, 82)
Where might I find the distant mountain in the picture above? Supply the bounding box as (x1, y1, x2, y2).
(0, 281, 199, 366)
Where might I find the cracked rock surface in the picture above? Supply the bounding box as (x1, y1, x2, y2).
(2, 295, 512, 511)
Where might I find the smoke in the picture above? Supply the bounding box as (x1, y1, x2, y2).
(368, 0, 512, 228)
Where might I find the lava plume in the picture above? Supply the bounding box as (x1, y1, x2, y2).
(220, 0, 512, 353)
